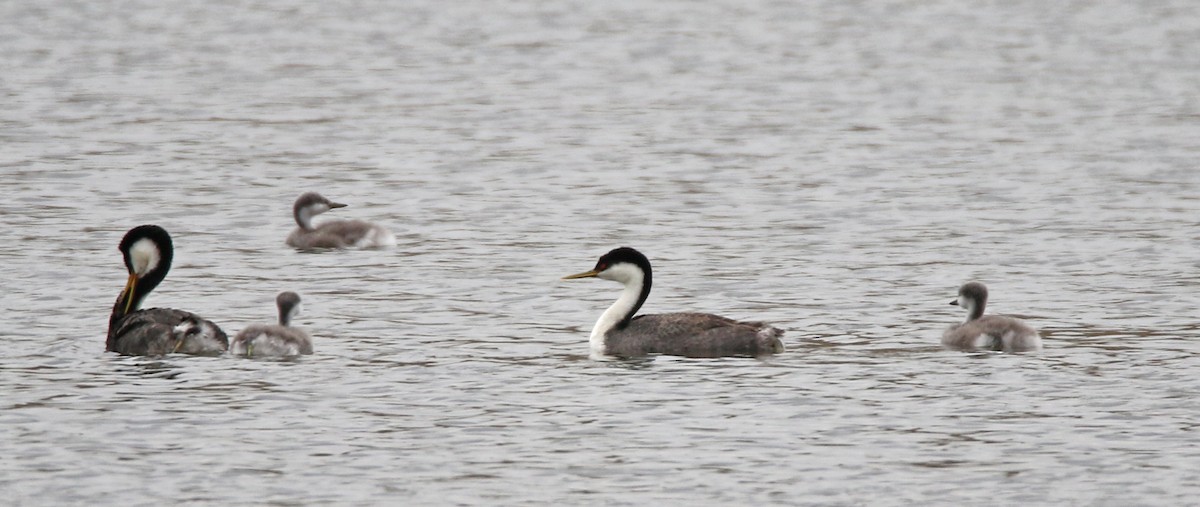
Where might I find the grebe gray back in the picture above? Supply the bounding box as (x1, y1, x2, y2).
(562, 247, 784, 358)
(231, 291, 313, 357)
(942, 281, 1042, 352)
(286, 192, 395, 249)
(107, 225, 228, 356)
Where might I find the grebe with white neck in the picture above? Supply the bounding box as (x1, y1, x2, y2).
(107, 225, 228, 356)
(942, 281, 1042, 352)
(231, 291, 313, 357)
(562, 247, 784, 358)
(286, 192, 395, 249)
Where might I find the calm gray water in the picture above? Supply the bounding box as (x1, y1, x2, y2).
(3, 0, 1200, 505)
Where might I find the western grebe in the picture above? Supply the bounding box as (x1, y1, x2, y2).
(562, 247, 784, 358)
(285, 192, 396, 249)
(942, 281, 1042, 352)
(230, 291, 313, 357)
(107, 225, 228, 356)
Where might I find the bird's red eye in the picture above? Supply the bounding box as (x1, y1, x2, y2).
(597, 263, 608, 271)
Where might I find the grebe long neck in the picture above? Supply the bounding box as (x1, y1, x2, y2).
(956, 282, 990, 324)
(588, 263, 651, 351)
(278, 302, 300, 327)
(295, 206, 316, 230)
(292, 193, 347, 231)
(960, 296, 986, 323)
(108, 228, 173, 343)
(275, 292, 303, 327)
(108, 268, 170, 336)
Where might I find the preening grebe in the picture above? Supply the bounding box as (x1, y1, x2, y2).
(107, 225, 228, 356)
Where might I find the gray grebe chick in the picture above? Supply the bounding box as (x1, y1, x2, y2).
(285, 192, 396, 249)
(230, 291, 313, 357)
(562, 247, 784, 358)
(942, 281, 1042, 352)
(107, 225, 228, 356)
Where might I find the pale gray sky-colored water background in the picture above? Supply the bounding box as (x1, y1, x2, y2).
(2, 0, 1200, 505)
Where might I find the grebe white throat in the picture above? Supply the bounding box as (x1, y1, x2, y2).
(588, 263, 644, 355)
(297, 203, 331, 230)
(957, 295, 974, 323)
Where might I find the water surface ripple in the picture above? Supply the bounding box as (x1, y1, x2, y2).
(2, 0, 1199, 505)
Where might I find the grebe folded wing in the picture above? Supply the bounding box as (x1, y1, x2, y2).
(610, 312, 785, 357)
